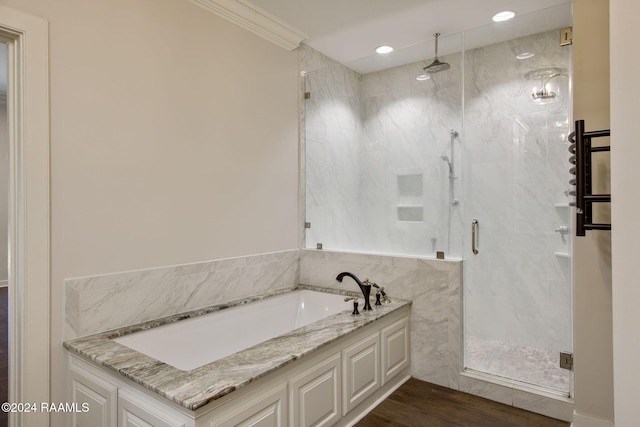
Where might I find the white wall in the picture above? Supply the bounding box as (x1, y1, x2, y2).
(610, 0, 640, 425)
(0, 0, 300, 425)
(572, 0, 614, 424)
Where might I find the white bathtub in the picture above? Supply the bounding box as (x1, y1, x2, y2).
(114, 289, 349, 371)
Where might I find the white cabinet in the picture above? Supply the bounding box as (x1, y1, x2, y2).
(68, 309, 410, 427)
(209, 383, 287, 427)
(342, 333, 380, 415)
(118, 389, 186, 427)
(69, 362, 117, 427)
(381, 316, 410, 386)
(289, 353, 341, 427)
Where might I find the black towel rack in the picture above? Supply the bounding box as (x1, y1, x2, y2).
(568, 120, 611, 236)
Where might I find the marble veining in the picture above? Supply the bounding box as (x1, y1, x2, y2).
(64, 285, 410, 411)
(300, 249, 462, 391)
(65, 250, 299, 339)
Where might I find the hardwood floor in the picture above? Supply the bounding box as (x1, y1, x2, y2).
(356, 378, 570, 427)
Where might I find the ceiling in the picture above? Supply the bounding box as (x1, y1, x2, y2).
(249, 0, 572, 73)
(0, 1, 573, 93)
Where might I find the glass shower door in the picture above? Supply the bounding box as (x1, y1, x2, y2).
(462, 16, 573, 395)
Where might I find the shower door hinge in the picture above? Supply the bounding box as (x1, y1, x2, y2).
(304, 92, 311, 99)
(559, 351, 574, 370)
(560, 27, 573, 46)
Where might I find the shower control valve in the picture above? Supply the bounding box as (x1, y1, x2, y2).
(555, 225, 569, 244)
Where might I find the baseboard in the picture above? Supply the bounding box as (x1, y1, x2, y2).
(572, 411, 614, 427)
(0, 280, 6, 288)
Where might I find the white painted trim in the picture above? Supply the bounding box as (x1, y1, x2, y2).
(188, 0, 307, 50)
(0, 6, 50, 427)
(344, 375, 410, 427)
(572, 411, 615, 427)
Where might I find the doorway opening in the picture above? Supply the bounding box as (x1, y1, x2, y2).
(1, 6, 50, 425)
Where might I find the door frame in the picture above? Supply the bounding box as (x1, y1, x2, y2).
(0, 6, 50, 426)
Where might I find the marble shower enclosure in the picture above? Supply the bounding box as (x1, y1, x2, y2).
(301, 42, 464, 258)
(301, 27, 572, 392)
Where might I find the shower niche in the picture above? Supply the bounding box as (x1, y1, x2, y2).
(396, 173, 424, 222)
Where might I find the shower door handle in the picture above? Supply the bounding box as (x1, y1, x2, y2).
(472, 219, 479, 254)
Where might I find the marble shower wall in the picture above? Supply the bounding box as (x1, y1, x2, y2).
(301, 46, 363, 251)
(299, 248, 573, 421)
(65, 250, 299, 339)
(463, 30, 572, 355)
(299, 249, 463, 389)
(301, 42, 464, 258)
(359, 47, 464, 257)
(302, 29, 572, 358)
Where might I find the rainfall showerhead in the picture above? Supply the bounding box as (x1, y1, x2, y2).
(424, 33, 450, 73)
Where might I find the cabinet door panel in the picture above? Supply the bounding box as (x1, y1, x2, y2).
(118, 390, 186, 427)
(381, 316, 410, 385)
(69, 364, 117, 427)
(210, 383, 287, 427)
(290, 353, 341, 427)
(343, 333, 380, 415)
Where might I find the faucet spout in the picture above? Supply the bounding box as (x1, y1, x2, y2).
(336, 272, 373, 311)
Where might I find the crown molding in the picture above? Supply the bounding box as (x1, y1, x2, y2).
(189, 0, 308, 50)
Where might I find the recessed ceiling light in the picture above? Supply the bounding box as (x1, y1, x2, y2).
(375, 45, 394, 54)
(493, 11, 515, 22)
(516, 52, 535, 60)
(416, 74, 431, 81)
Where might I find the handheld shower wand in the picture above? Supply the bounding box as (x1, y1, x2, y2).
(443, 130, 459, 206)
(441, 156, 454, 176)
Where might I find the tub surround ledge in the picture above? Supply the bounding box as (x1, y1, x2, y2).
(64, 287, 410, 411)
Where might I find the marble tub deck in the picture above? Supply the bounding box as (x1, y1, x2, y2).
(64, 285, 411, 411)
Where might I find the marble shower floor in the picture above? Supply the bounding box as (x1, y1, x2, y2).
(465, 336, 570, 394)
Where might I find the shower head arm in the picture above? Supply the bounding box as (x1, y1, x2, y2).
(532, 73, 567, 99)
(423, 32, 450, 73)
(542, 73, 564, 86)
